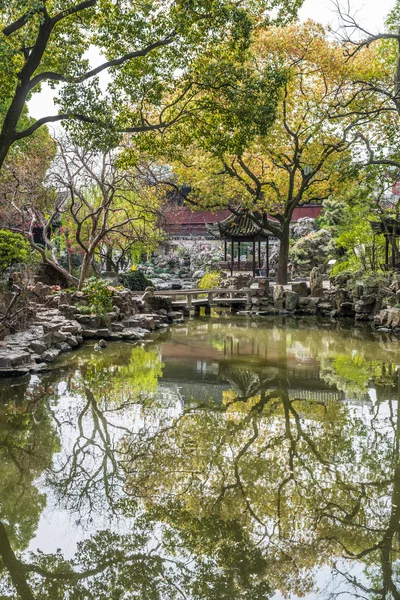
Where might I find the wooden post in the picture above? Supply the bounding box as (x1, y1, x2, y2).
(258, 240, 261, 268)
(187, 294, 192, 310)
(252, 238, 256, 277)
(231, 238, 234, 276)
(266, 237, 270, 277)
(208, 291, 214, 305)
(224, 238, 227, 261)
(392, 234, 396, 268)
(238, 241, 241, 270)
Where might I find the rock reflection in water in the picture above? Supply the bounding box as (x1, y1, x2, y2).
(0, 317, 400, 599)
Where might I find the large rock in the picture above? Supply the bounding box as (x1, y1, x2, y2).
(273, 285, 284, 310)
(285, 291, 299, 311)
(29, 340, 47, 355)
(378, 308, 400, 329)
(32, 281, 51, 299)
(310, 267, 324, 297)
(291, 282, 308, 297)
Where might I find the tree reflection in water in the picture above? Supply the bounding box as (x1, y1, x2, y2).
(0, 319, 400, 599)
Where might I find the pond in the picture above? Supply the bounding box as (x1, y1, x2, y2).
(1, 316, 400, 599)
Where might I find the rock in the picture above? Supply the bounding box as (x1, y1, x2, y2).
(55, 342, 72, 352)
(273, 285, 284, 310)
(82, 328, 111, 339)
(29, 341, 47, 355)
(52, 331, 67, 343)
(291, 282, 308, 297)
(123, 318, 140, 328)
(167, 311, 184, 321)
(77, 315, 102, 328)
(257, 279, 270, 296)
(98, 339, 107, 348)
(42, 348, 61, 362)
(318, 301, 334, 315)
(32, 281, 51, 298)
(379, 308, 400, 329)
(60, 322, 82, 335)
(290, 228, 332, 277)
(139, 316, 155, 330)
(9, 352, 31, 367)
(0, 356, 12, 369)
(65, 335, 79, 348)
(285, 291, 299, 311)
(310, 267, 324, 297)
(335, 289, 349, 309)
(337, 302, 355, 317)
(120, 328, 150, 340)
(141, 287, 155, 302)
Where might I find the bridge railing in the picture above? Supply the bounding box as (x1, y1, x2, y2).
(151, 287, 254, 307)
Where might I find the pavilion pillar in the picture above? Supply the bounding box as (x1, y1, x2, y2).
(224, 238, 227, 261)
(266, 237, 270, 278)
(231, 238, 234, 276)
(238, 241, 241, 271)
(258, 240, 261, 268)
(393, 234, 397, 268)
(253, 238, 256, 277)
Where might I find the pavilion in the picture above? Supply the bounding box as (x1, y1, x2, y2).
(208, 211, 273, 277)
(370, 217, 400, 270)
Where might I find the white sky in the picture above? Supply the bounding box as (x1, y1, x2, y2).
(28, 0, 396, 121)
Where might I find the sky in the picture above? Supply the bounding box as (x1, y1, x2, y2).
(28, 0, 397, 121)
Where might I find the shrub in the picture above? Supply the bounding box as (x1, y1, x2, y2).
(199, 269, 221, 290)
(0, 230, 30, 273)
(82, 277, 113, 314)
(122, 270, 152, 291)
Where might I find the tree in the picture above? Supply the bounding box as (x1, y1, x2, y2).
(145, 21, 374, 283)
(0, 0, 303, 170)
(50, 138, 163, 288)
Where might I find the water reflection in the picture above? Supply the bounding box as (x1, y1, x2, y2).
(1, 317, 400, 599)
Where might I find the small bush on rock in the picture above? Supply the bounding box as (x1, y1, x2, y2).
(82, 277, 113, 314)
(199, 269, 221, 290)
(122, 271, 152, 291)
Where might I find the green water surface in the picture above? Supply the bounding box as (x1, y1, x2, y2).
(1, 316, 400, 599)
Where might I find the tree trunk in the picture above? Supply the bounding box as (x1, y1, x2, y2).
(0, 522, 35, 600)
(105, 248, 114, 272)
(78, 252, 93, 290)
(276, 223, 290, 285)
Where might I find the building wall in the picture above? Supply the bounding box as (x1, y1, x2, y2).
(162, 205, 322, 238)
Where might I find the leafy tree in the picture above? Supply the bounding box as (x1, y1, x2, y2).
(139, 21, 373, 284)
(0, 230, 30, 273)
(0, 0, 303, 169)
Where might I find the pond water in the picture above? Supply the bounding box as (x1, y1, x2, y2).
(1, 316, 400, 599)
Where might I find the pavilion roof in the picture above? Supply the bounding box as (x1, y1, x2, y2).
(370, 217, 400, 236)
(207, 210, 272, 239)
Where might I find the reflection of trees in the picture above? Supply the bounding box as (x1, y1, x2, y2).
(4, 321, 400, 598)
(0, 379, 60, 553)
(122, 337, 400, 599)
(46, 345, 164, 518)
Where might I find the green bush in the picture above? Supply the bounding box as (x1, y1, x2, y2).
(198, 269, 221, 290)
(0, 230, 30, 273)
(121, 270, 152, 291)
(82, 277, 113, 314)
